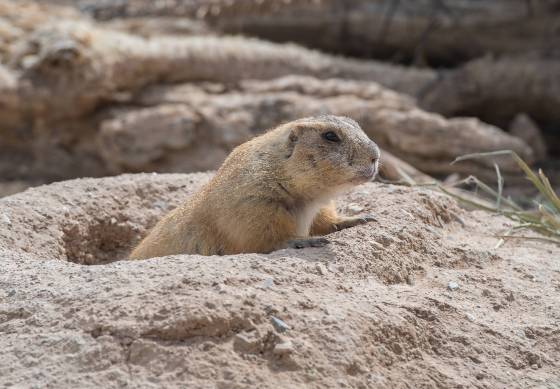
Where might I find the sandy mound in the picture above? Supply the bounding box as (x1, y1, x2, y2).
(0, 173, 558, 388)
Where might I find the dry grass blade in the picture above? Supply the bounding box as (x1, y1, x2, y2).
(453, 175, 522, 211)
(395, 167, 417, 186)
(494, 163, 503, 210)
(538, 205, 560, 229)
(538, 169, 560, 211)
(494, 235, 560, 246)
(447, 150, 560, 246)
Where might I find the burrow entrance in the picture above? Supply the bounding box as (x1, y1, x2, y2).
(61, 216, 148, 265)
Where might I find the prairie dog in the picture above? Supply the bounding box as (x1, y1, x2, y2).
(130, 115, 379, 259)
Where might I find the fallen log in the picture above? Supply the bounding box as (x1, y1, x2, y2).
(419, 55, 560, 130)
(6, 19, 432, 122)
(97, 76, 532, 182)
(77, 0, 560, 67)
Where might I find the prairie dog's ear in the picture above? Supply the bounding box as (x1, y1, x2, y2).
(289, 125, 301, 143)
(286, 126, 300, 158)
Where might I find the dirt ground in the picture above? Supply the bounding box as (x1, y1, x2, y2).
(0, 173, 559, 388)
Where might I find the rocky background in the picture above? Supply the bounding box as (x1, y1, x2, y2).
(1, 0, 559, 195)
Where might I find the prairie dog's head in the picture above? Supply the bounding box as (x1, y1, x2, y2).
(283, 115, 380, 196)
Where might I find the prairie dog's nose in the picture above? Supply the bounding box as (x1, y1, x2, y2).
(369, 141, 380, 164)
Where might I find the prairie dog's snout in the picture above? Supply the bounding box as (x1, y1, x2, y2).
(367, 140, 380, 176)
(370, 142, 380, 179)
(352, 138, 380, 183)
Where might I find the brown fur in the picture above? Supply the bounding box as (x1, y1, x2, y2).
(129, 115, 379, 259)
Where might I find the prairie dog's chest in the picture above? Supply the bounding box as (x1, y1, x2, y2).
(295, 201, 324, 237)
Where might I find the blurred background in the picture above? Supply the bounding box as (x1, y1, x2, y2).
(1, 0, 559, 198)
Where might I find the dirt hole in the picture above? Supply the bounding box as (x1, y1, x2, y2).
(62, 217, 141, 265)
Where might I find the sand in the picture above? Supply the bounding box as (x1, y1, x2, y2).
(0, 173, 558, 388)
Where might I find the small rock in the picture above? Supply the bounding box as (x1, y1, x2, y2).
(7, 289, 16, 297)
(466, 313, 475, 322)
(315, 263, 327, 275)
(153, 200, 168, 210)
(271, 316, 290, 333)
(526, 352, 542, 366)
(233, 332, 260, 353)
(506, 291, 515, 302)
(347, 203, 364, 214)
(263, 278, 274, 289)
(110, 217, 117, 225)
(1, 214, 11, 225)
(367, 373, 387, 384)
(214, 283, 226, 294)
(469, 355, 482, 364)
(524, 328, 536, 339)
(273, 340, 294, 355)
(406, 274, 414, 286)
(222, 369, 235, 380)
(447, 281, 459, 291)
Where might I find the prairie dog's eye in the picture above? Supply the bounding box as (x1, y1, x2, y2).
(322, 131, 340, 143)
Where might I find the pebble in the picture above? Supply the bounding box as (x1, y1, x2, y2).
(1, 214, 11, 225)
(153, 200, 168, 210)
(506, 291, 515, 302)
(466, 313, 475, 322)
(315, 263, 327, 275)
(367, 373, 387, 384)
(406, 275, 415, 286)
(273, 340, 294, 355)
(347, 203, 364, 214)
(271, 316, 290, 333)
(234, 332, 260, 353)
(214, 283, 226, 294)
(263, 278, 274, 289)
(447, 281, 459, 291)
